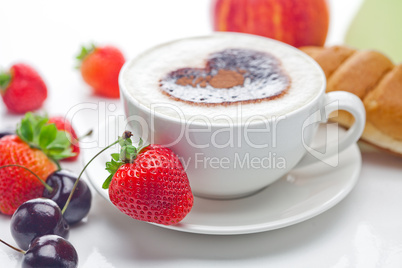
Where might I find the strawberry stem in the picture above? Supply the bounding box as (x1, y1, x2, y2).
(0, 238, 26, 254)
(61, 139, 120, 214)
(77, 129, 93, 141)
(0, 164, 53, 192)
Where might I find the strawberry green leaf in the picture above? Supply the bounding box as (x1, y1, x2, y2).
(51, 150, 76, 160)
(39, 124, 57, 149)
(118, 139, 125, 147)
(75, 43, 96, 68)
(33, 117, 49, 139)
(0, 71, 11, 92)
(111, 153, 120, 161)
(124, 138, 132, 146)
(47, 131, 72, 149)
(105, 159, 121, 175)
(102, 174, 113, 189)
(137, 138, 144, 149)
(126, 146, 137, 154)
(45, 132, 75, 160)
(46, 147, 66, 155)
(16, 113, 77, 165)
(125, 146, 137, 163)
(76, 43, 96, 61)
(104, 159, 123, 189)
(17, 116, 34, 143)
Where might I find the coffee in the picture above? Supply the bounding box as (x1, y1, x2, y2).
(121, 33, 324, 122)
(120, 33, 365, 199)
(160, 48, 291, 105)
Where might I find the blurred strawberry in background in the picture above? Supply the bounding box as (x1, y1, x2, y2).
(77, 44, 125, 98)
(212, 0, 330, 48)
(0, 63, 47, 114)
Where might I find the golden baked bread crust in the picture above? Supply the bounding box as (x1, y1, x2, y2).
(300, 45, 402, 156)
(364, 64, 402, 140)
(327, 50, 394, 98)
(311, 46, 355, 78)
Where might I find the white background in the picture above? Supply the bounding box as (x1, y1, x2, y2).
(1, 0, 402, 267)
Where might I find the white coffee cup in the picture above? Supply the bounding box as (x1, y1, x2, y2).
(119, 33, 365, 199)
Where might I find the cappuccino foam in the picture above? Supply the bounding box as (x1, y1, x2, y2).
(160, 48, 291, 105)
(121, 33, 324, 123)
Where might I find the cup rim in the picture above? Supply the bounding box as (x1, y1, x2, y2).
(119, 32, 326, 127)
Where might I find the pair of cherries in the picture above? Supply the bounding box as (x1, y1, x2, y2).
(12, 169, 92, 247)
(2, 167, 91, 267)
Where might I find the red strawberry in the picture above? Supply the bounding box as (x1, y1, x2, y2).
(0, 136, 57, 215)
(102, 131, 193, 225)
(48, 116, 79, 161)
(0, 63, 47, 114)
(77, 44, 125, 98)
(0, 113, 76, 215)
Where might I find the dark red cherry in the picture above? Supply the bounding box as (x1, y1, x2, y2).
(0, 131, 14, 139)
(22, 235, 78, 268)
(10, 198, 69, 250)
(43, 170, 92, 225)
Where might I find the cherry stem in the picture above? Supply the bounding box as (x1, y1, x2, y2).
(61, 139, 119, 214)
(0, 164, 53, 192)
(0, 238, 26, 254)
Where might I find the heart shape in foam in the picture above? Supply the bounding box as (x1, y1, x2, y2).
(159, 49, 290, 105)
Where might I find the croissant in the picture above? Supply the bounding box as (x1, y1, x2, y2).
(300, 45, 402, 157)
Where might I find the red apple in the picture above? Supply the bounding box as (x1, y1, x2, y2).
(212, 0, 330, 48)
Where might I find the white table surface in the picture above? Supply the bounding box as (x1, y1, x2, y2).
(1, 0, 402, 267)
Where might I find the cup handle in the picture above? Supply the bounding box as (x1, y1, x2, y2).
(296, 91, 366, 168)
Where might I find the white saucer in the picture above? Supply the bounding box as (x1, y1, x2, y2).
(83, 118, 361, 235)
